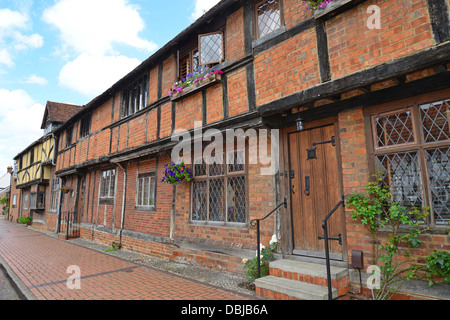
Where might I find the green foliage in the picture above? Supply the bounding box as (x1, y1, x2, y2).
(161, 162, 193, 185)
(105, 241, 120, 252)
(243, 242, 277, 284)
(18, 216, 32, 225)
(0, 196, 9, 206)
(425, 249, 450, 286)
(347, 172, 434, 300)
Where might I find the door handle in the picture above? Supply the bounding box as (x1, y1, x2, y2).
(304, 176, 311, 196)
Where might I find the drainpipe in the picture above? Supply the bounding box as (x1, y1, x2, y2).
(116, 162, 127, 249)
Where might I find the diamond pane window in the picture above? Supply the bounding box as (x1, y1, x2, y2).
(227, 176, 246, 223)
(208, 152, 224, 177)
(374, 111, 415, 148)
(209, 178, 225, 222)
(192, 181, 207, 221)
(257, 0, 282, 39)
(228, 150, 245, 173)
(370, 96, 450, 227)
(425, 147, 450, 224)
(375, 151, 424, 210)
(420, 99, 450, 143)
(191, 148, 247, 225)
(199, 32, 224, 65)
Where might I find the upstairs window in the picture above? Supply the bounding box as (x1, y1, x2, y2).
(121, 74, 149, 119)
(199, 32, 224, 66)
(80, 115, 91, 138)
(66, 126, 73, 147)
(177, 32, 224, 81)
(256, 0, 283, 39)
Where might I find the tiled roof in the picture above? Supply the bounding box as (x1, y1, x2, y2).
(41, 101, 83, 129)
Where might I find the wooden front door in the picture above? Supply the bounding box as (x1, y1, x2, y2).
(288, 124, 344, 260)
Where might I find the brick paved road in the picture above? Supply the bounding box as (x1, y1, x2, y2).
(0, 219, 255, 301)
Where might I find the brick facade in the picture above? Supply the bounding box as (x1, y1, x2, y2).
(9, 0, 450, 299)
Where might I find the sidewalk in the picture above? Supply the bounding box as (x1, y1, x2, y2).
(0, 217, 257, 300)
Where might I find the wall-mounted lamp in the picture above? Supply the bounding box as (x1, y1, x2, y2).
(296, 117, 305, 132)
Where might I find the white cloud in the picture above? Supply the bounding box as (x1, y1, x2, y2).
(191, 0, 221, 21)
(12, 32, 44, 51)
(42, 0, 158, 56)
(0, 8, 43, 68)
(0, 9, 28, 31)
(0, 49, 14, 67)
(0, 89, 44, 171)
(24, 74, 48, 85)
(58, 53, 142, 97)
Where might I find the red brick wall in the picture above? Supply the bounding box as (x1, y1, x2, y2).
(206, 83, 224, 123)
(159, 103, 173, 138)
(122, 157, 171, 237)
(174, 92, 203, 131)
(254, 28, 320, 107)
(226, 7, 245, 64)
(148, 66, 159, 104)
(338, 108, 372, 261)
(283, 0, 313, 29)
(327, 0, 434, 79)
(227, 68, 249, 117)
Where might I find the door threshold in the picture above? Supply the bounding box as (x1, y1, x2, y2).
(281, 252, 348, 268)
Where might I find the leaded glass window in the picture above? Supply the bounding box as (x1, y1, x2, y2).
(256, 0, 283, 39)
(370, 95, 450, 226)
(199, 32, 224, 66)
(192, 149, 247, 225)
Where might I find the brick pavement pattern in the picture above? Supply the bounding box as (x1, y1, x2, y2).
(0, 219, 254, 300)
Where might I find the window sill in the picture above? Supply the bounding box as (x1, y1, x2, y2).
(169, 74, 222, 102)
(313, 0, 362, 20)
(135, 205, 156, 212)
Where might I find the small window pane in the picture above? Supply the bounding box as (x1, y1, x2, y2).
(375, 151, 424, 211)
(227, 176, 246, 223)
(257, 0, 282, 38)
(228, 150, 245, 173)
(192, 181, 207, 221)
(425, 147, 450, 224)
(209, 153, 224, 177)
(199, 33, 224, 65)
(209, 178, 225, 222)
(194, 158, 206, 177)
(420, 99, 450, 143)
(375, 111, 415, 148)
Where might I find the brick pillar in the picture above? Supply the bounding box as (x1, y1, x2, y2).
(338, 108, 373, 264)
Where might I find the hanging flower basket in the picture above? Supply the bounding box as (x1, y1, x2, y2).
(59, 186, 72, 194)
(161, 162, 193, 185)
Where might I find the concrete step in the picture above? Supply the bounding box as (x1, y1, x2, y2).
(255, 259, 350, 300)
(255, 276, 338, 300)
(269, 259, 349, 287)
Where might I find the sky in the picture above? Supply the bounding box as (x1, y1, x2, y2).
(0, 0, 220, 174)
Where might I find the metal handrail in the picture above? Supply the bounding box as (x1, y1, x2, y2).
(318, 196, 345, 300)
(250, 197, 287, 279)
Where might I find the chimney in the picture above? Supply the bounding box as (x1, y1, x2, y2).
(7, 166, 12, 174)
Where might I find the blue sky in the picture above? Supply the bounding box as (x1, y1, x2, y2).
(0, 0, 220, 172)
